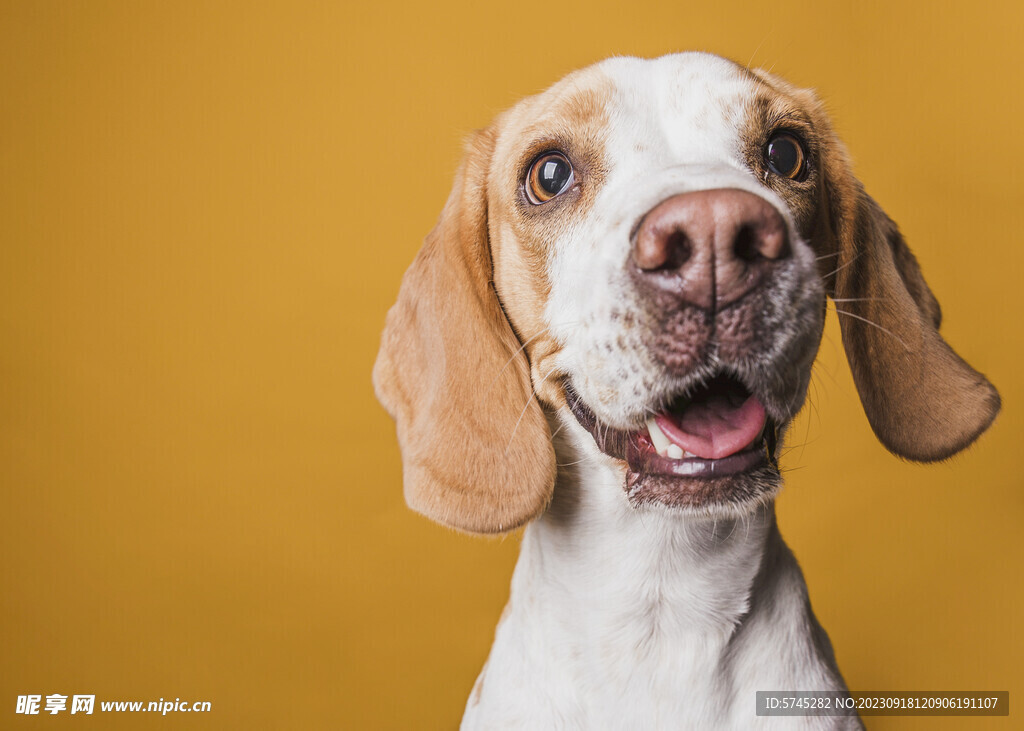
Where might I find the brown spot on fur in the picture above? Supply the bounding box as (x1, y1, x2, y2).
(739, 71, 822, 242)
(488, 68, 614, 406)
(372, 125, 556, 535)
(745, 68, 1000, 461)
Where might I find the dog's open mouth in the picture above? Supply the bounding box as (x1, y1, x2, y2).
(565, 373, 779, 487)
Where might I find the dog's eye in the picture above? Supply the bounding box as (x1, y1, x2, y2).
(764, 133, 806, 181)
(526, 152, 574, 204)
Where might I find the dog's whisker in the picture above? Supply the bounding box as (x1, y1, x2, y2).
(556, 456, 597, 467)
(796, 375, 822, 463)
(811, 345, 842, 388)
(800, 409, 812, 462)
(745, 33, 770, 69)
(831, 306, 908, 349)
(483, 318, 583, 397)
(505, 364, 559, 454)
(780, 434, 821, 456)
(723, 516, 738, 542)
(821, 250, 863, 280)
(486, 328, 548, 392)
(809, 370, 825, 428)
(783, 376, 808, 415)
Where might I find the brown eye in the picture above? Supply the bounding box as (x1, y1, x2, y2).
(764, 133, 806, 181)
(526, 152, 574, 204)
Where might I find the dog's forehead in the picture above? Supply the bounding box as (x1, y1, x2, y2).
(495, 53, 761, 170)
(598, 53, 757, 162)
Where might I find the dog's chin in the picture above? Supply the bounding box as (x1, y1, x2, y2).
(564, 377, 783, 517)
(624, 464, 782, 517)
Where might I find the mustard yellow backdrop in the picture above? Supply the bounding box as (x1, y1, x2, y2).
(2, 1, 1020, 728)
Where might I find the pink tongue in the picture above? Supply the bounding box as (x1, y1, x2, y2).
(654, 394, 766, 460)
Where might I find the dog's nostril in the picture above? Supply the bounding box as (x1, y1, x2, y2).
(661, 231, 691, 269)
(733, 225, 762, 262)
(635, 228, 691, 271)
(733, 221, 789, 262)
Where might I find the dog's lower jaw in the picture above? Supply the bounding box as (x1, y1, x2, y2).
(461, 418, 862, 730)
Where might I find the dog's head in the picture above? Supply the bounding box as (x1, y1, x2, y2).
(373, 53, 1000, 533)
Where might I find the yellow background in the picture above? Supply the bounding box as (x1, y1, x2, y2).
(2, 1, 1021, 728)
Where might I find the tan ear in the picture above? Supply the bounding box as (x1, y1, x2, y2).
(821, 142, 1000, 461)
(372, 128, 556, 533)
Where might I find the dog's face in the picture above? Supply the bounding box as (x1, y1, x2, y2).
(375, 53, 999, 533)
(489, 55, 829, 513)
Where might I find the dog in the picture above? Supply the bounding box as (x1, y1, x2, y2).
(373, 53, 1000, 729)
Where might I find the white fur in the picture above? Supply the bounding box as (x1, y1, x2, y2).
(542, 55, 820, 429)
(464, 54, 860, 729)
(462, 414, 858, 729)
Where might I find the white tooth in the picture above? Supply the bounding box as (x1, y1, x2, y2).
(646, 417, 672, 455)
(683, 450, 697, 458)
(666, 444, 684, 460)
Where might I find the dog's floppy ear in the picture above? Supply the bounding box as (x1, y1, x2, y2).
(816, 122, 1000, 461)
(373, 127, 556, 533)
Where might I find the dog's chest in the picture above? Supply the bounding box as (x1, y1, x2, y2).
(460, 481, 857, 729)
(570, 622, 746, 727)
(466, 598, 804, 730)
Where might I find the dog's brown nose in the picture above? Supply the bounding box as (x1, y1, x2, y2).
(632, 189, 789, 309)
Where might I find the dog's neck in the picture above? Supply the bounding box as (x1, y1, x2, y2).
(462, 416, 852, 728)
(520, 436, 775, 636)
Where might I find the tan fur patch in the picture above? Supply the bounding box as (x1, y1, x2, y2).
(739, 69, 824, 243)
(487, 69, 613, 407)
(372, 125, 557, 534)
(746, 68, 1000, 460)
